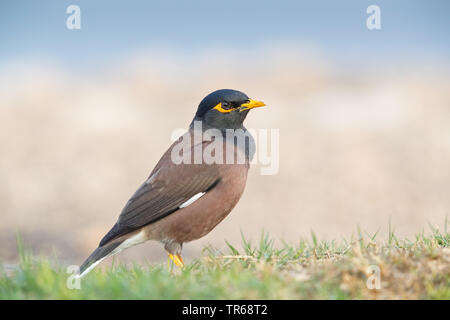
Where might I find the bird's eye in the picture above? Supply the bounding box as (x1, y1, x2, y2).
(222, 102, 232, 109)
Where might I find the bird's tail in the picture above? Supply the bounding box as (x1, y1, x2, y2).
(78, 241, 122, 278)
(78, 229, 147, 278)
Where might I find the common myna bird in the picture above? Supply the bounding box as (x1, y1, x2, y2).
(79, 89, 265, 277)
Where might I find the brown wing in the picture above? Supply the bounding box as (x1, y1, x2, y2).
(99, 136, 221, 246)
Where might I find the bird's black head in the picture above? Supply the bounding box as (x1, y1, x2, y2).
(192, 89, 265, 129)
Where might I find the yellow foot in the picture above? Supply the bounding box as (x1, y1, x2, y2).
(167, 253, 184, 268)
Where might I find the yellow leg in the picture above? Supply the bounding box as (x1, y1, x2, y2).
(168, 253, 184, 268)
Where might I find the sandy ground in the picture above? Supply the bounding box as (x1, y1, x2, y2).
(0, 50, 449, 267)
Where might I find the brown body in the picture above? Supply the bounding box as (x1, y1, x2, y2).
(146, 129, 249, 253)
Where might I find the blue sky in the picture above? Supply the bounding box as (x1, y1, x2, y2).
(1, 0, 449, 69)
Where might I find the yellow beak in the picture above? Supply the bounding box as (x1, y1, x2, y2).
(239, 99, 266, 112)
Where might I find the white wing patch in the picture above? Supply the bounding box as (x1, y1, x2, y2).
(179, 192, 206, 208)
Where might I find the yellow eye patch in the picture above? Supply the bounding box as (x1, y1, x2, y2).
(213, 102, 233, 113)
(213, 99, 266, 114)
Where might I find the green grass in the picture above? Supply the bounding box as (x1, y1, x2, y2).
(1, 225, 449, 299)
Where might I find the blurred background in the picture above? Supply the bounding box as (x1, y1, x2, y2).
(0, 0, 449, 266)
